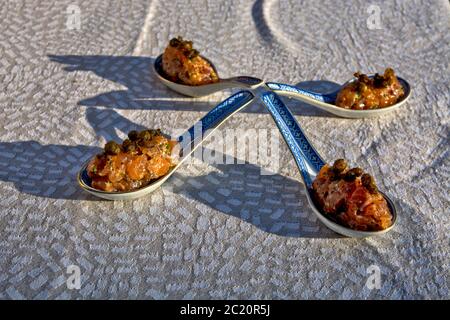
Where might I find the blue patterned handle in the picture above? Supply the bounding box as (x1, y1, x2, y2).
(266, 82, 337, 104)
(178, 90, 254, 158)
(260, 91, 326, 187)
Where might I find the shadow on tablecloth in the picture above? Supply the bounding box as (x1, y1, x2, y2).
(0, 136, 410, 239)
(48, 54, 339, 117)
(0, 139, 340, 238)
(0, 140, 101, 200)
(167, 147, 341, 239)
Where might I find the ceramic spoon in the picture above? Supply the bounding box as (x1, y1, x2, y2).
(266, 76, 411, 118)
(78, 90, 255, 200)
(258, 89, 397, 237)
(153, 54, 264, 98)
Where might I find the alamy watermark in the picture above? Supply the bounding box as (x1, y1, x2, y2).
(365, 264, 381, 290)
(367, 5, 382, 30)
(66, 264, 81, 290)
(66, 4, 81, 30)
(164, 125, 281, 176)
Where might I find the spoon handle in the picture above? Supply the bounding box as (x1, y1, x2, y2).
(177, 90, 254, 161)
(221, 76, 264, 89)
(266, 82, 336, 103)
(259, 91, 326, 186)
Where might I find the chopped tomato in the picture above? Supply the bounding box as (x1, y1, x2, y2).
(146, 155, 171, 178)
(86, 130, 177, 192)
(336, 68, 404, 110)
(162, 36, 218, 86)
(312, 162, 392, 231)
(126, 154, 147, 180)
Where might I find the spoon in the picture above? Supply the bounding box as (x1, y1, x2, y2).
(77, 90, 255, 200)
(257, 88, 397, 237)
(266, 76, 411, 118)
(154, 53, 411, 118)
(153, 54, 264, 97)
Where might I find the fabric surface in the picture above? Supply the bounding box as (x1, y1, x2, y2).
(0, 0, 449, 299)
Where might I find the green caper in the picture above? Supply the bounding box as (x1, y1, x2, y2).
(362, 173, 378, 194)
(330, 171, 339, 181)
(184, 40, 193, 49)
(344, 168, 362, 182)
(138, 130, 152, 141)
(124, 143, 137, 153)
(374, 73, 389, 88)
(147, 129, 162, 137)
(128, 130, 139, 141)
(122, 139, 135, 152)
(104, 141, 121, 155)
(356, 72, 370, 84)
(332, 159, 347, 173)
(344, 172, 356, 181)
(348, 167, 363, 177)
(358, 82, 368, 93)
(169, 37, 181, 47)
(187, 49, 199, 59)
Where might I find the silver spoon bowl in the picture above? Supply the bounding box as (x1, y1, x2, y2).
(77, 90, 255, 200)
(258, 87, 397, 238)
(153, 54, 263, 97)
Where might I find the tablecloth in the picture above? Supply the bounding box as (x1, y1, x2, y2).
(0, 0, 448, 299)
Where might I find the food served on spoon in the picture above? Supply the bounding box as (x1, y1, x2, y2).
(162, 36, 219, 86)
(335, 68, 404, 110)
(312, 159, 392, 231)
(86, 129, 178, 192)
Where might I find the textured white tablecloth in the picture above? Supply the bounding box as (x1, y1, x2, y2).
(0, 0, 448, 299)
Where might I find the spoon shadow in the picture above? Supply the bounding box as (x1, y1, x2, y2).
(0, 140, 102, 200)
(48, 54, 338, 117)
(0, 136, 337, 238)
(85, 107, 148, 142)
(167, 147, 341, 239)
(294, 80, 341, 94)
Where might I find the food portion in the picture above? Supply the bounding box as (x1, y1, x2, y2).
(335, 68, 404, 110)
(162, 36, 219, 86)
(312, 159, 392, 231)
(87, 129, 177, 192)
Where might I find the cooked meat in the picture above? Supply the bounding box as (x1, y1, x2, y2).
(162, 36, 219, 86)
(87, 129, 177, 192)
(312, 159, 392, 231)
(335, 68, 404, 110)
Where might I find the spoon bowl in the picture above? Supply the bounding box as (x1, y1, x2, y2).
(267, 75, 411, 118)
(77, 90, 255, 200)
(153, 54, 264, 97)
(305, 188, 397, 238)
(77, 162, 174, 200)
(259, 89, 397, 237)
